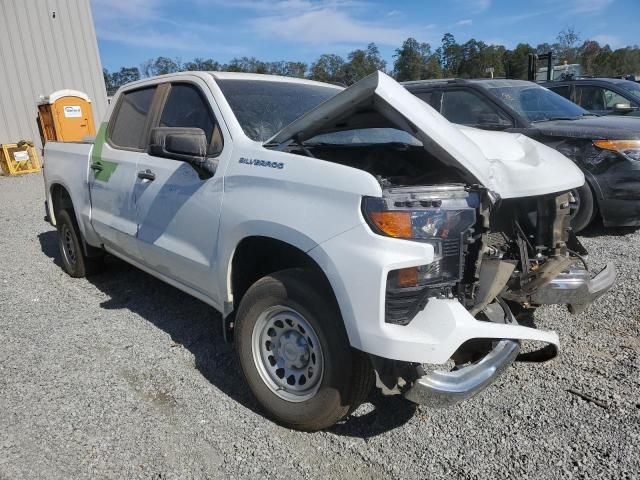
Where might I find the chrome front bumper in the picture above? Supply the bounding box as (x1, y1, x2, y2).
(529, 262, 616, 313)
(404, 339, 520, 407)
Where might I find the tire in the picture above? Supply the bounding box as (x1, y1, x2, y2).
(570, 183, 596, 233)
(235, 268, 373, 431)
(56, 209, 104, 278)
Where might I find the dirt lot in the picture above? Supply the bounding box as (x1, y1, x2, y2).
(0, 172, 638, 479)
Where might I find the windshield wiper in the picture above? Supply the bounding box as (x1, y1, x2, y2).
(532, 116, 581, 123)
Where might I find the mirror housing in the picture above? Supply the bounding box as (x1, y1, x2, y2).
(148, 127, 216, 179)
(477, 113, 508, 129)
(613, 103, 638, 114)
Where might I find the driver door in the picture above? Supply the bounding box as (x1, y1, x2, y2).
(134, 79, 228, 300)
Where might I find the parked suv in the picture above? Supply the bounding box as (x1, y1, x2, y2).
(543, 78, 640, 117)
(404, 79, 640, 231)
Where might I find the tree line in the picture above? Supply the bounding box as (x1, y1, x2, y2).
(103, 29, 640, 95)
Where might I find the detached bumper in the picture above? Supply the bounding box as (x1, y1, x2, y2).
(404, 339, 520, 407)
(530, 263, 616, 313)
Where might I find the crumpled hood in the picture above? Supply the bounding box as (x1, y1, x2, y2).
(457, 126, 585, 198)
(267, 71, 584, 199)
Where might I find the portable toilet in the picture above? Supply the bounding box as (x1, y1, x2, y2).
(37, 89, 96, 143)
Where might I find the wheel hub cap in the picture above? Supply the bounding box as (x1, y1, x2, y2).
(252, 306, 324, 402)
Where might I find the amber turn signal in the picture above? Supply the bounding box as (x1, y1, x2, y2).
(397, 267, 419, 287)
(593, 140, 640, 151)
(368, 211, 412, 238)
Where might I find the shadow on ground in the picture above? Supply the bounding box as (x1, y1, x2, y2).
(38, 230, 416, 437)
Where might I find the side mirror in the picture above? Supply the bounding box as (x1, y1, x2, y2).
(477, 113, 509, 129)
(613, 103, 638, 114)
(148, 127, 216, 179)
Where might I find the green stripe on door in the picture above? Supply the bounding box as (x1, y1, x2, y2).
(91, 122, 118, 182)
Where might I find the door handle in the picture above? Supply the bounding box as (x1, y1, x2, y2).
(137, 169, 156, 181)
(90, 162, 103, 172)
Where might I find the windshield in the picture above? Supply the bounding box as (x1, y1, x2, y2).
(216, 79, 340, 142)
(619, 81, 640, 102)
(479, 81, 588, 122)
(307, 128, 422, 146)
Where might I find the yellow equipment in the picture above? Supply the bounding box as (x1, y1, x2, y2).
(37, 90, 96, 144)
(0, 141, 41, 176)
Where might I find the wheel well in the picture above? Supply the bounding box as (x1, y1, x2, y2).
(50, 184, 74, 219)
(231, 236, 332, 309)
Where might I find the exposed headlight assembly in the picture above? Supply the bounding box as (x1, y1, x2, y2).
(594, 140, 640, 162)
(363, 185, 479, 326)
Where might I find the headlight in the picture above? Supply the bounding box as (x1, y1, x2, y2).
(363, 190, 476, 287)
(594, 140, 640, 161)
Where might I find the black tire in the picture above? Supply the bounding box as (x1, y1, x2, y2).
(570, 183, 596, 233)
(56, 209, 104, 278)
(235, 268, 373, 431)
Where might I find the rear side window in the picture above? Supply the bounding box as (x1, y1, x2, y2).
(414, 91, 434, 106)
(160, 83, 222, 154)
(109, 87, 156, 149)
(441, 90, 511, 126)
(548, 85, 571, 100)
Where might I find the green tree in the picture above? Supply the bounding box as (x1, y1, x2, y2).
(184, 58, 221, 71)
(103, 66, 140, 95)
(309, 54, 346, 84)
(140, 57, 181, 77)
(504, 43, 534, 79)
(438, 33, 464, 76)
(556, 27, 580, 64)
(341, 43, 387, 85)
(393, 38, 438, 81)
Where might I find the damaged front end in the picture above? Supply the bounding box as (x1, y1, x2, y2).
(367, 184, 615, 406)
(266, 70, 615, 407)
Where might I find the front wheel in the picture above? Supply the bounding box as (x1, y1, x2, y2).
(569, 183, 596, 233)
(235, 268, 373, 431)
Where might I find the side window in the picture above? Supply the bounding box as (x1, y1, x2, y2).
(415, 91, 433, 106)
(109, 87, 156, 149)
(548, 85, 571, 100)
(603, 89, 631, 109)
(160, 83, 223, 155)
(441, 90, 511, 126)
(576, 85, 608, 110)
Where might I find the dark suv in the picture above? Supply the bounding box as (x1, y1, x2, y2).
(542, 78, 640, 117)
(404, 79, 640, 231)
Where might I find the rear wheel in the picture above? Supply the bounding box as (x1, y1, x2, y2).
(569, 183, 596, 233)
(235, 268, 373, 431)
(56, 209, 104, 278)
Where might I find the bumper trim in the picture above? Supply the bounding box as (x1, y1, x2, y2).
(404, 339, 520, 407)
(529, 263, 616, 313)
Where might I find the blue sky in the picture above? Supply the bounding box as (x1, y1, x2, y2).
(93, 0, 640, 72)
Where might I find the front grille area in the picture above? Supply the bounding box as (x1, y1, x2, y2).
(385, 285, 430, 325)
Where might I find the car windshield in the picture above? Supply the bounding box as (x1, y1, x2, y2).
(216, 79, 340, 142)
(306, 128, 422, 146)
(478, 81, 588, 122)
(619, 81, 640, 101)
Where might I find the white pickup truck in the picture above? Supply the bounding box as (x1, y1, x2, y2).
(43, 71, 615, 431)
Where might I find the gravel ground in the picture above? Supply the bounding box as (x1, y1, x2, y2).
(0, 172, 638, 480)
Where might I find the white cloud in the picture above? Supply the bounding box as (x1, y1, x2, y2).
(456, 19, 473, 27)
(455, 0, 491, 14)
(249, 8, 417, 46)
(591, 34, 621, 47)
(571, 0, 614, 13)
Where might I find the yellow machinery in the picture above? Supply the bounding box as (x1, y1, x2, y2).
(37, 89, 96, 143)
(0, 141, 41, 176)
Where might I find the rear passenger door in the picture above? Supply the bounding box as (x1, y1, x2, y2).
(134, 79, 229, 301)
(89, 85, 157, 259)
